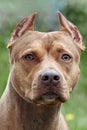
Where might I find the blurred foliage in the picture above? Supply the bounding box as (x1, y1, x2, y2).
(0, 0, 87, 130)
(0, 0, 65, 32)
(63, 0, 87, 44)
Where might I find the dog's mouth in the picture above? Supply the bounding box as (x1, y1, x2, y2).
(33, 92, 61, 105)
(32, 88, 69, 105)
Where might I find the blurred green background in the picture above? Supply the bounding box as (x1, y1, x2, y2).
(0, 0, 87, 130)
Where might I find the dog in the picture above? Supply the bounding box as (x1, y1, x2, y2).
(0, 12, 85, 130)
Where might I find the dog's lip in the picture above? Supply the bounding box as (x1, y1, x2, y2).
(41, 93, 58, 100)
(33, 90, 68, 105)
(34, 92, 60, 105)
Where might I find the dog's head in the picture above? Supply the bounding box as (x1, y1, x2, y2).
(7, 12, 85, 105)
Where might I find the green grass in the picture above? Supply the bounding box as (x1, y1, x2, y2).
(0, 43, 9, 95)
(0, 43, 87, 130)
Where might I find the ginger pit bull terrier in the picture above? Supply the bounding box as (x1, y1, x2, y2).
(0, 12, 85, 130)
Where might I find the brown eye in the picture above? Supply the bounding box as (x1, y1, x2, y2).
(61, 54, 72, 62)
(24, 54, 35, 61)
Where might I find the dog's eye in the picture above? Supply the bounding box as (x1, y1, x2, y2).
(24, 54, 35, 61)
(61, 54, 72, 62)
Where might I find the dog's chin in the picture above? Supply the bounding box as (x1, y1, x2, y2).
(32, 92, 68, 105)
(35, 93, 59, 105)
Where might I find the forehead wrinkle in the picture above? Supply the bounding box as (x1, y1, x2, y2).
(40, 32, 69, 52)
(41, 34, 55, 52)
(53, 40, 74, 55)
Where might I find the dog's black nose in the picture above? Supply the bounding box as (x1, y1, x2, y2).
(41, 69, 60, 85)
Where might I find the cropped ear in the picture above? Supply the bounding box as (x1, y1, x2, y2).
(58, 12, 85, 51)
(7, 12, 37, 48)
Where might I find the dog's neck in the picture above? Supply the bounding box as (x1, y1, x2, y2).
(1, 80, 61, 130)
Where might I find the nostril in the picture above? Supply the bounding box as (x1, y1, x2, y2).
(42, 75, 49, 81)
(54, 75, 60, 81)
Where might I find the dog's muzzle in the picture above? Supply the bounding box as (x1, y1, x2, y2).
(32, 69, 68, 105)
(39, 69, 61, 105)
